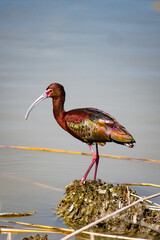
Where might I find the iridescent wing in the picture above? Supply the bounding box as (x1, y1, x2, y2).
(65, 108, 113, 144)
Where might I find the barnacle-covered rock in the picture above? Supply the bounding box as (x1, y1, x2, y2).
(57, 180, 160, 238)
(22, 234, 49, 240)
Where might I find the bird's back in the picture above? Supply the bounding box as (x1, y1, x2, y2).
(65, 108, 135, 147)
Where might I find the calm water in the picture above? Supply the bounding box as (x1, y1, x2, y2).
(0, 1, 160, 239)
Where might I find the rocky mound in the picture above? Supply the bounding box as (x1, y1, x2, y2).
(57, 180, 160, 238)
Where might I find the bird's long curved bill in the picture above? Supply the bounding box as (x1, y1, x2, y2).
(25, 92, 48, 120)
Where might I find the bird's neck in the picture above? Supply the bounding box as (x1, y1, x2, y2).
(52, 97, 66, 130)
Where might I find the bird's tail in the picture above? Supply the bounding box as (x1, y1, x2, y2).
(109, 123, 135, 148)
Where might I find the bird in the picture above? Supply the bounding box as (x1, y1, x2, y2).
(25, 83, 135, 184)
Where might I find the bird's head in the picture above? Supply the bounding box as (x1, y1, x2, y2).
(25, 83, 65, 120)
(46, 83, 65, 99)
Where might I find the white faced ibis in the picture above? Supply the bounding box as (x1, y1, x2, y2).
(25, 83, 135, 184)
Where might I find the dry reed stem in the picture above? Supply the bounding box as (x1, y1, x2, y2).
(84, 233, 149, 240)
(0, 228, 48, 234)
(0, 211, 36, 218)
(0, 221, 150, 240)
(0, 220, 74, 235)
(123, 183, 160, 188)
(0, 145, 159, 163)
(7, 232, 11, 240)
(60, 192, 160, 240)
(130, 193, 160, 209)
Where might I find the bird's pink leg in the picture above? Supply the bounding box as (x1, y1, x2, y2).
(79, 143, 99, 184)
(94, 143, 99, 180)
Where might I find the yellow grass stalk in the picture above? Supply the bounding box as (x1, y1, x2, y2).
(0, 220, 75, 235)
(0, 211, 36, 218)
(0, 145, 159, 163)
(123, 183, 160, 188)
(0, 228, 48, 234)
(0, 221, 150, 240)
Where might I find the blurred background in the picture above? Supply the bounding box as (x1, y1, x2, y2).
(0, 1, 160, 239)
